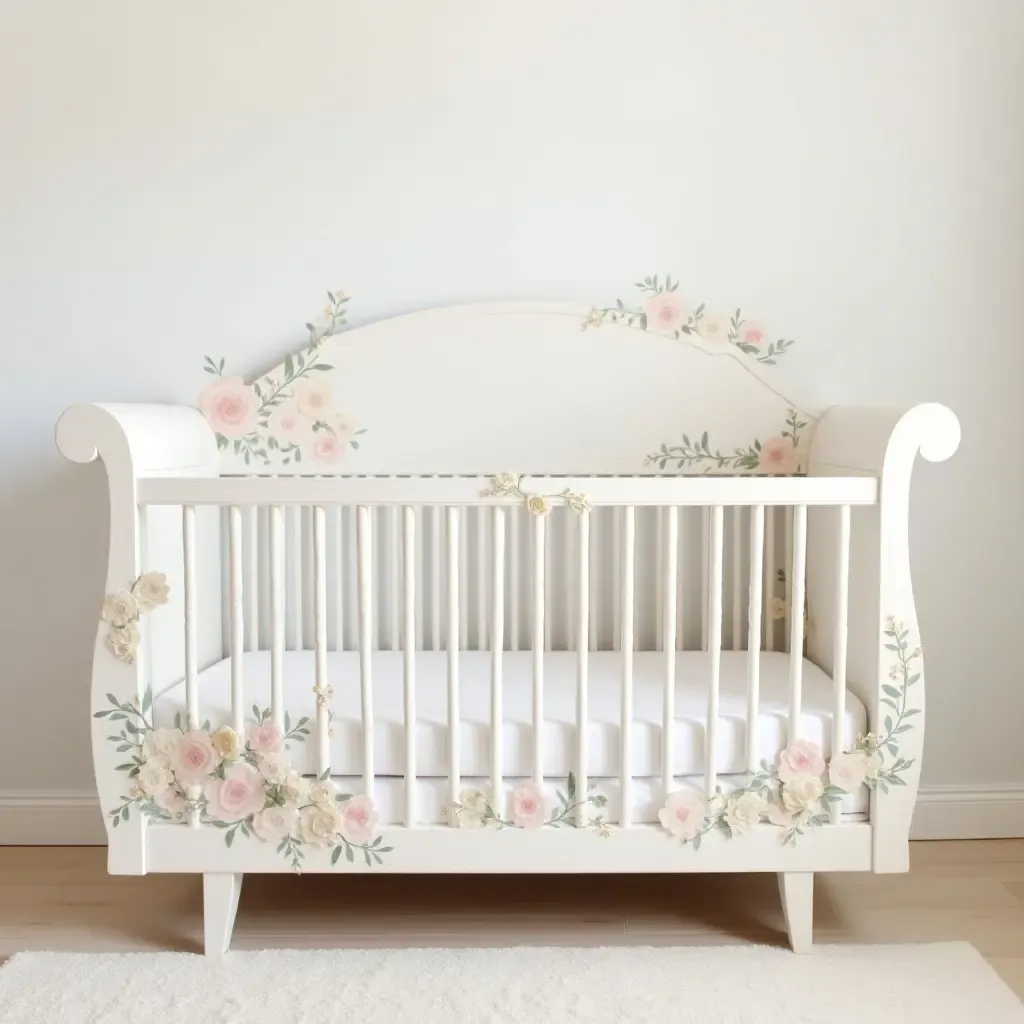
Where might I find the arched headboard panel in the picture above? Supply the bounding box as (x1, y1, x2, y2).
(197, 301, 815, 476)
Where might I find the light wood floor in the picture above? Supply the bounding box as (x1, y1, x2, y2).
(1, 841, 1021, 997)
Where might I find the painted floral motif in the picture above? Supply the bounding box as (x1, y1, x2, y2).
(481, 473, 589, 514)
(658, 618, 920, 848)
(582, 275, 796, 365)
(198, 289, 365, 467)
(95, 697, 392, 870)
(645, 409, 807, 474)
(446, 773, 611, 836)
(101, 572, 171, 664)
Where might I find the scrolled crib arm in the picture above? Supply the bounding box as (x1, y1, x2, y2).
(807, 404, 959, 872)
(56, 404, 218, 873)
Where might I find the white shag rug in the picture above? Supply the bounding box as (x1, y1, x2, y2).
(0, 943, 1020, 1023)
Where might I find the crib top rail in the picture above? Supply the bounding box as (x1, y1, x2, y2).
(137, 473, 878, 508)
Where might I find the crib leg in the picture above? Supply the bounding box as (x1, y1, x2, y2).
(777, 872, 813, 954)
(203, 873, 243, 959)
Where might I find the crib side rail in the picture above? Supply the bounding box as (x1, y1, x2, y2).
(806, 403, 960, 872)
(56, 403, 219, 872)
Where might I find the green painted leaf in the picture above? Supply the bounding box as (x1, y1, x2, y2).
(344, 844, 354, 863)
(882, 684, 900, 698)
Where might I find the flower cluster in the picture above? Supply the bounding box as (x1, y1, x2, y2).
(98, 696, 390, 871)
(644, 409, 807, 475)
(198, 289, 366, 467)
(101, 572, 171, 664)
(446, 774, 611, 836)
(481, 473, 589, 515)
(659, 622, 921, 848)
(582, 275, 796, 365)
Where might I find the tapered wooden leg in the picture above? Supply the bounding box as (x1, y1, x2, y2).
(777, 871, 813, 953)
(204, 873, 243, 959)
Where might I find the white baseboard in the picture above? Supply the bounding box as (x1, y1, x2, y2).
(910, 784, 1024, 840)
(2, 785, 1023, 846)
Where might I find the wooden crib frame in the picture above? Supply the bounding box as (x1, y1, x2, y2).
(56, 300, 959, 957)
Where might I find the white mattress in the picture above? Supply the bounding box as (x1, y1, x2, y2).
(156, 650, 867, 781)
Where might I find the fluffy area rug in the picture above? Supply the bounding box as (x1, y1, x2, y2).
(0, 942, 1020, 1023)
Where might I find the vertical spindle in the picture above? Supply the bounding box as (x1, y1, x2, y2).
(403, 506, 417, 826)
(784, 505, 794, 654)
(701, 507, 710, 651)
(662, 506, 678, 796)
(459, 505, 468, 651)
(357, 506, 375, 797)
(620, 505, 635, 825)
(490, 507, 505, 806)
(532, 511, 545, 782)
(289, 505, 303, 650)
(509, 505, 520, 652)
(247, 505, 259, 651)
(431, 499, 442, 651)
(577, 507, 590, 826)
(389, 502, 400, 652)
(732, 506, 743, 650)
(269, 505, 285, 728)
(765, 507, 777, 652)
(706, 505, 724, 795)
(447, 507, 461, 804)
(676, 509, 686, 650)
(313, 506, 330, 775)
(831, 504, 851, 824)
(228, 506, 244, 736)
(746, 505, 765, 772)
(788, 505, 807, 742)
(333, 507, 345, 652)
(183, 504, 200, 829)
(414, 505, 424, 650)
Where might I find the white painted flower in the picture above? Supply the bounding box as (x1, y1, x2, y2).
(298, 804, 345, 847)
(863, 748, 883, 779)
(526, 495, 550, 516)
(657, 790, 707, 841)
(259, 752, 290, 785)
(828, 751, 869, 793)
(889, 665, 902, 681)
(281, 772, 310, 808)
(252, 805, 298, 843)
(102, 589, 138, 628)
(309, 779, 338, 807)
(491, 473, 519, 494)
(211, 726, 241, 761)
(137, 762, 174, 797)
(145, 728, 182, 760)
(154, 788, 188, 822)
(781, 775, 824, 817)
(294, 378, 334, 420)
(106, 622, 140, 663)
(454, 788, 490, 828)
(724, 791, 767, 836)
(767, 801, 797, 829)
(769, 596, 788, 620)
(329, 413, 358, 444)
(697, 311, 731, 344)
(132, 571, 170, 612)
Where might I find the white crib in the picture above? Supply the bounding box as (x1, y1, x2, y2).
(56, 299, 959, 957)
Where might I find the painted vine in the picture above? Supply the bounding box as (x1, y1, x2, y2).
(481, 473, 589, 515)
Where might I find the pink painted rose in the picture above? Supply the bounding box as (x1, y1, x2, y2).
(267, 401, 313, 446)
(198, 377, 260, 438)
(251, 805, 298, 843)
(339, 794, 379, 844)
(205, 763, 267, 822)
(247, 721, 284, 755)
(643, 291, 686, 333)
(510, 782, 549, 829)
(777, 739, 826, 783)
(294, 378, 334, 420)
(737, 319, 768, 347)
(828, 751, 870, 793)
(758, 437, 798, 474)
(171, 730, 219, 786)
(657, 790, 707, 841)
(309, 431, 345, 465)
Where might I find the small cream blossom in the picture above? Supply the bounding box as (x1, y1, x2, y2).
(769, 597, 788, 621)
(828, 751, 869, 793)
(490, 473, 519, 494)
(106, 622, 141, 663)
(526, 495, 550, 516)
(298, 804, 345, 847)
(102, 590, 139, 628)
(453, 789, 490, 828)
(309, 779, 338, 807)
(724, 791, 767, 835)
(258, 751, 290, 785)
(889, 665, 903, 681)
(137, 762, 175, 797)
(781, 775, 824, 817)
(211, 726, 241, 760)
(132, 572, 170, 612)
(281, 771, 310, 808)
(252, 806, 298, 843)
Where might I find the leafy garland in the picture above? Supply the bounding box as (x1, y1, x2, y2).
(481, 473, 590, 514)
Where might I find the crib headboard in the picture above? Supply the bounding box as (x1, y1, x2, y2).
(198, 301, 814, 476)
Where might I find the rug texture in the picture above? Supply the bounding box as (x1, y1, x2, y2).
(0, 942, 1020, 1023)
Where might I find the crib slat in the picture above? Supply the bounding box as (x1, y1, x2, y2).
(612, 507, 623, 652)
(662, 506, 678, 796)
(403, 505, 417, 826)
(269, 505, 285, 728)
(389, 502, 400, 653)
(459, 505, 468, 651)
(477, 506, 487, 652)
(588, 508, 600, 652)
(228, 506, 245, 735)
(731, 506, 743, 650)
(577, 508, 590, 826)
(831, 504, 851, 824)
(706, 505, 724, 795)
(676, 509, 686, 650)
(746, 504, 765, 772)
(544, 510, 553, 652)
(289, 505, 303, 650)
(447, 507, 461, 804)
(183, 505, 198, 729)
(620, 505, 635, 826)
(564, 510, 576, 652)
(701, 506, 710, 651)
(414, 506, 424, 649)
(765, 506, 777, 653)
(246, 505, 259, 651)
(490, 507, 505, 806)
(788, 504, 808, 742)
(784, 505, 794, 654)
(357, 505, 375, 797)
(431, 499, 442, 651)
(313, 506, 331, 775)
(532, 512, 545, 782)
(509, 505, 520, 652)
(333, 507, 345, 652)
